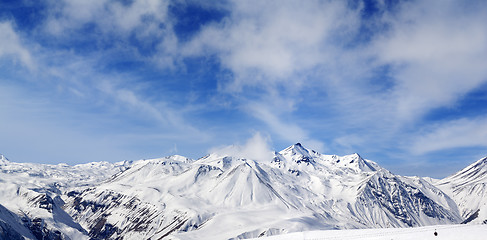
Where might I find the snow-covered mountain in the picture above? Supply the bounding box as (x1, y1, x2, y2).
(0, 156, 130, 240)
(436, 156, 487, 224)
(0, 145, 483, 240)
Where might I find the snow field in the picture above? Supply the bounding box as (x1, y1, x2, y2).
(252, 224, 487, 240)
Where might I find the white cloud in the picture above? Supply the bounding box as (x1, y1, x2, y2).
(244, 99, 326, 153)
(183, 0, 359, 91)
(372, 1, 487, 122)
(210, 132, 274, 162)
(108, 0, 170, 33)
(43, 0, 177, 68)
(97, 79, 198, 133)
(45, 0, 170, 35)
(0, 21, 34, 69)
(42, 53, 203, 137)
(411, 117, 487, 155)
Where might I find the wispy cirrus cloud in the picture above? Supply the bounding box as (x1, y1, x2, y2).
(411, 117, 487, 155)
(0, 18, 207, 163)
(372, 0, 487, 123)
(0, 21, 34, 69)
(244, 99, 326, 153)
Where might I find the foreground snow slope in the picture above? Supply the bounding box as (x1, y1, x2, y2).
(250, 224, 487, 240)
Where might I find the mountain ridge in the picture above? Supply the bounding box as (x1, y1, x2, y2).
(0, 144, 484, 239)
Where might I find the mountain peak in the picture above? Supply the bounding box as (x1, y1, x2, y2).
(0, 153, 8, 163)
(339, 153, 377, 172)
(279, 143, 314, 158)
(283, 143, 311, 155)
(444, 156, 487, 183)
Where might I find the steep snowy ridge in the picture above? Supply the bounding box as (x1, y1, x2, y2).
(0, 146, 484, 240)
(354, 169, 460, 228)
(436, 156, 487, 224)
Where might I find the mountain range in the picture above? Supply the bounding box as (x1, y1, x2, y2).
(0, 143, 485, 240)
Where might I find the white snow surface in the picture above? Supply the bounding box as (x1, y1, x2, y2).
(248, 224, 487, 240)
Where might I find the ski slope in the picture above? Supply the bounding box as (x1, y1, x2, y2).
(250, 224, 487, 240)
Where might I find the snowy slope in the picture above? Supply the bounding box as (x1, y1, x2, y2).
(436, 156, 487, 224)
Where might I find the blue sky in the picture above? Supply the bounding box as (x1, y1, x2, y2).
(1, 0, 487, 178)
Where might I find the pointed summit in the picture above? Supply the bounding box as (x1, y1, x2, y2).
(277, 143, 317, 166)
(337, 153, 377, 172)
(281, 143, 311, 157)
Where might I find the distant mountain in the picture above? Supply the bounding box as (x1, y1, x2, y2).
(436, 157, 487, 224)
(0, 144, 482, 240)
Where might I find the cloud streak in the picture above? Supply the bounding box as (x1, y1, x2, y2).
(0, 21, 34, 69)
(412, 117, 487, 155)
